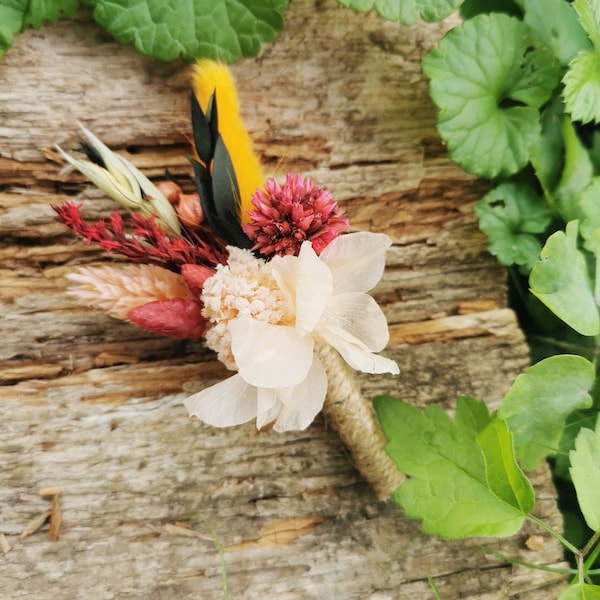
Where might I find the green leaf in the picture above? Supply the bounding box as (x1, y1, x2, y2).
(558, 583, 600, 600)
(474, 181, 552, 271)
(0, 0, 78, 59)
(498, 355, 595, 471)
(553, 118, 594, 221)
(579, 178, 600, 253)
(530, 96, 566, 197)
(375, 395, 534, 539)
(92, 0, 288, 63)
(422, 14, 561, 178)
(529, 221, 600, 336)
(336, 0, 461, 25)
(570, 415, 600, 532)
(460, 0, 523, 20)
(573, 0, 600, 48)
(562, 0, 600, 124)
(563, 51, 600, 125)
(523, 0, 592, 65)
(554, 409, 599, 480)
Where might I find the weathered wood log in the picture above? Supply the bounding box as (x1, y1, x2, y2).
(1, 2, 567, 598)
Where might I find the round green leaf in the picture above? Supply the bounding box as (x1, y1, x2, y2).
(92, 0, 288, 63)
(336, 0, 461, 25)
(474, 181, 551, 270)
(423, 14, 561, 178)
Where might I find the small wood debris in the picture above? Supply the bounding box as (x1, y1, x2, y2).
(0, 534, 11, 553)
(19, 487, 62, 541)
(19, 511, 51, 540)
(524, 534, 545, 552)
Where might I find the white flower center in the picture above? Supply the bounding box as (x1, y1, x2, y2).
(201, 247, 293, 369)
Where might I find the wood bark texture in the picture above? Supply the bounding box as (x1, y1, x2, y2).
(1, 1, 567, 598)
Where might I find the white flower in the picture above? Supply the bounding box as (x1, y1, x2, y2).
(184, 232, 399, 432)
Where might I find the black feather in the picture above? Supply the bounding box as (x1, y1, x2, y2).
(190, 90, 252, 249)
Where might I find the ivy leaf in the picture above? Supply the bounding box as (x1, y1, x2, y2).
(0, 0, 78, 59)
(570, 416, 600, 532)
(498, 355, 595, 471)
(92, 0, 288, 63)
(563, 0, 600, 124)
(375, 395, 534, 539)
(559, 583, 600, 600)
(336, 0, 461, 25)
(474, 181, 552, 271)
(422, 14, 561, 179)
(529, 221, 600, 336)
(523, 0, 591, 66)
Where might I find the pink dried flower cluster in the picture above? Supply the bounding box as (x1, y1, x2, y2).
(53, 202, 227, 272)
(243, 173, 350, 257)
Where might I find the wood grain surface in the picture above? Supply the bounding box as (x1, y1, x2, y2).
(1, 2, 567, 598)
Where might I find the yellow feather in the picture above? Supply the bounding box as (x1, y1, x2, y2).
(192, 60, 264, 224)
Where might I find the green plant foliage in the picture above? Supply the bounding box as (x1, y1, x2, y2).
(0, 0, 78, 59)
(552, 118, 594, 222)
(422, 14, 561, 179)
(563, 0, 600, 124)
(529, 221, 600, 337)
(375, 395, 534, 539)
(498, 355, 595, 471)
(570, 416, 600, 531)
(474, 181, 552, 271)
(335, 0, 461, 25)
(523, 0, 591, 66)
(460, 0, 523, 19)
(558, 583, 600, 600)
(91, 0, 288, 62)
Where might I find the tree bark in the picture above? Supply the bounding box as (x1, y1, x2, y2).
(0, 2, 566, 598)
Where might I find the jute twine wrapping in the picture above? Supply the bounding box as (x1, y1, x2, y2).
(315, 342, 405, 500)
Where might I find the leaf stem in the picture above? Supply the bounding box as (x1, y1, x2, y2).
(527, 514, 580, 555)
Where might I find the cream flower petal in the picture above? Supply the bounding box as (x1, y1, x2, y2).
(321, 291, 390, 352)
(293, 242, 332, 335)
(319, 324, 399, 375)
(230, 317, 314, 388)
(256, 388, 281, 429)
(319, 232, 392, 294)
(272, 356, 328, 432)
(184, 374, 258, 427)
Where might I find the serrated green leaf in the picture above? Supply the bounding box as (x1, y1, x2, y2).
(570, 415, 600, 532)
(529, 221, 600, 336)
(563, 51, 600, 125)
(336, 0, 461, 25)
(573, 0, 600, 48)
(523, 0, 592, 65)
(553, 118, 594, 221)
(375, 395, 533, 539)
(554, 409, 598, 481)
(558, 583, 600, 600)
(423, 14, 561, 178)
(498, 355, 594, 471)
(24, 0, 79, 28)
(0, 0, 78, 59)
(474, 181, 551, 270)
(92, 0, 288, 63)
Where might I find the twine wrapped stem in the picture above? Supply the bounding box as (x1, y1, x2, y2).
(315, 342, 405, 500)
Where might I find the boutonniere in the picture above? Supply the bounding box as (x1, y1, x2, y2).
(54, 60, 403, 499)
